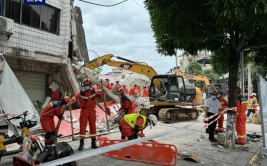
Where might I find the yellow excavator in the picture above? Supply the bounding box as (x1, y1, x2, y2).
(176, 71, 210, 102)
(85, 54, 200, 123)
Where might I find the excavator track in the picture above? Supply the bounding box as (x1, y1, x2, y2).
(158, 108, 199, 123)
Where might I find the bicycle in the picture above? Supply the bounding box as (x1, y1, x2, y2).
(0, 111, 37, 161)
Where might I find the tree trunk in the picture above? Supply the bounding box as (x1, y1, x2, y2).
(228, 51, 240, 107)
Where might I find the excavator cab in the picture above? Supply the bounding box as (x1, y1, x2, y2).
(149, 75, 187, 103)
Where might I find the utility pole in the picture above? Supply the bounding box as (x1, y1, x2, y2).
(247, 63, 252, 95)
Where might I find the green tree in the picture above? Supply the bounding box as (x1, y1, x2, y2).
(144, 0, 267, 107)
(187, 61, 202, 74)
(202, 69, 220, 82)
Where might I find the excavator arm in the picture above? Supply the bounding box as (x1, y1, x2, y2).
(86, 54, 157, 79)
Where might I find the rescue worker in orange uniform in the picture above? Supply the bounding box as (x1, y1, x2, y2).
(121, 85, 128, 95)
(119, 113, 157, 140)
(236, 86, 247, 145)
(113, 81, 121, 91)
(128, 85, 135, 96)
(142, 86, 149, 97)
(118, 89, 135, 114)
(103, 79, 112, 90)
(134, 85, 142, 96)
(71, 78, 104, 150)
(40, 96, 69, 145)
(217, 89, 228, 133)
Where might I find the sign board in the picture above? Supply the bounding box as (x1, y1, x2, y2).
(24, 0, 45, 5)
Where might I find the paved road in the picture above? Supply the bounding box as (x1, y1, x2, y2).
(1, 114, 262, 166)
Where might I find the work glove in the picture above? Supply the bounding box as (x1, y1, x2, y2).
(89, 94, 96, 99)
(138, 132, 145, 138)
(57, 114, 63, 120)
(81, 96, 88, 100)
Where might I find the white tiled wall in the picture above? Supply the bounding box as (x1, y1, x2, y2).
(5, 0, 71, 58)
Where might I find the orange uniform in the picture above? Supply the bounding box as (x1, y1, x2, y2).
(119, 95, 135, 114)
(121, 85, 128, 95)
(142, 87, 149, 97)
(236, 94, 247, 144)
(134, 86, 142, 96)
(40, 101, 66, 144)
(128, 87, 135, 96)
(72, 89, 102, 140)
(119, 114, 147, 140)
(217, 97, 228, 133)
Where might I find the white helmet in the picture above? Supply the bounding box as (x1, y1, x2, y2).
(252, 93, 256, 96)
(147, 114, 157, 128)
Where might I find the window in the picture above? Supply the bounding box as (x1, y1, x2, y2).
(0, 0, 4, 16)
(22, 5, 41, 28)
(3, 1, 60, 35)
(40, 5, 60, 34)
(5, 0, 21, 23)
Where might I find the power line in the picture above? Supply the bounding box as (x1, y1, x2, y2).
(131, 0, 143, 9)
(78, 0, 128, 7)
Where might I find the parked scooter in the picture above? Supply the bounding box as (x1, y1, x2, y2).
(0, 111, 37, 161)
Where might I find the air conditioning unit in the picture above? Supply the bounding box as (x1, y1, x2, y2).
(0, 16, 13, 32)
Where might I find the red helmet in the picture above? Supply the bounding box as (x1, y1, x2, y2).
(118, 88, 124, 95)
(83, 78, 92, 86)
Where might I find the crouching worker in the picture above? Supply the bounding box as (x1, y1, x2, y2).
(40, 96, 69, 146)
(119, 114, 157, 140)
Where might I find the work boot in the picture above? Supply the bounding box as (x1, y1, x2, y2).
(91, 138, 99, 149)
(78, 139, 84, 151)
(128, 135, 135, 140)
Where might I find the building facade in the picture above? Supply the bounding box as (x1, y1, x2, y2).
(0, 0, 87, 109)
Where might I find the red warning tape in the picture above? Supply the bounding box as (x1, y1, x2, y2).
(204, 107, 236, 128)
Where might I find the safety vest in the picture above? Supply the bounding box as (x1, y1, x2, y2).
(247, 98, 254, 109)
(124, 114, 147, 128)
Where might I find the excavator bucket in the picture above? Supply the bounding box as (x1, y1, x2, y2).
(99, 139, 178, 166)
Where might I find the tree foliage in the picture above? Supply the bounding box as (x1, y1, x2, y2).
(145, 0, 267, 107)
(187, 62, 202, 74)
(202, 69, 221, 82)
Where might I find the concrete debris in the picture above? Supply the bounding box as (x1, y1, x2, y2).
(179, 152, 200, 163)
(200, 134, 206, 139)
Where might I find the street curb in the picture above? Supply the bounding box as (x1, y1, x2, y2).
(245, 148, 261, 166)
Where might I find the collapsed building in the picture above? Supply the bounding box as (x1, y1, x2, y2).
(0, 0, 88, 109)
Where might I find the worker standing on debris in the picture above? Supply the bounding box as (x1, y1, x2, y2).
(118, 89, 135, 114)
(70, 78, 103, 150)
(128, 85, 135, 96)
(119, 113, 157, 140)
(236, 86, 247, 145)
(217, 89, 228, 133)
(115, 89, 135, 123)
(40, 96, 69, 145)
(135, 85, 142, 96)
(142, 86, 149, 97)
(121, 85, 128, 95)
(204, 90, 221, 142)
(114, 81, 121, 91)
(103, 79, 112, 90)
